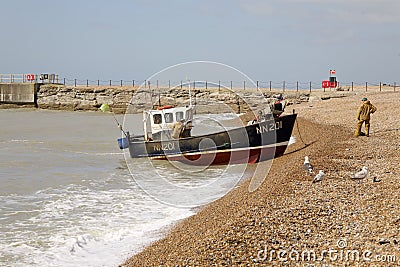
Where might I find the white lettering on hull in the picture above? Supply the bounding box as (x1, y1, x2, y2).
(256, 121, 283, 134)
(154, 142, 176, 151)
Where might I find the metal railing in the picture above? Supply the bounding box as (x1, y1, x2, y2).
(1, 74, 398, 92)
(0, 74, 59, 84)
(57, 78, 399, 93)
(0, 74, 34, 83)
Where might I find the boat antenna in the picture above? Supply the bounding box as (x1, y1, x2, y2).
(188, 78, 192, 107)
(148, 80, 154, 109)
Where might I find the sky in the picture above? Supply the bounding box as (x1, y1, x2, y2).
(1, 0, 399, 85)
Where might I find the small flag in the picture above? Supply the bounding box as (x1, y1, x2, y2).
(100, 103, 110, 112)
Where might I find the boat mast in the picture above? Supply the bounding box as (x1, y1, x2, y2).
(149, 81, 153, 109)
(188, 79, 192, 107)
(143, 111, 149, 141)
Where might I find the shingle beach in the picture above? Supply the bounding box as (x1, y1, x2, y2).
(121, 91, 400, 267)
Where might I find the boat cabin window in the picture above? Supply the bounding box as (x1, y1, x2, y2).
(164, 113, 173, 123)
(153, 114, 162, 124)
(176, 111, 184, 121)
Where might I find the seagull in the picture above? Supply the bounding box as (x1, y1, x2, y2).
(303, 156, 314, 175)
(313, 170, 325, 183)
(351, 166, 369, 180)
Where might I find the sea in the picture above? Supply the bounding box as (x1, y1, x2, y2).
(0, 109, 250, 267)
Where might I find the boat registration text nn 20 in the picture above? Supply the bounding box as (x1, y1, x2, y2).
(153, 142, 176, 151)
(256, 121, 283, 135)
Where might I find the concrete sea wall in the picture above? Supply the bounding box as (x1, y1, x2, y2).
(0, 83, 39, 104)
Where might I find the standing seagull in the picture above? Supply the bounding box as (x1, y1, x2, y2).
(351, 166, 369, 180)
(313, 170, 325, 183)
(303, 156, 314, 175)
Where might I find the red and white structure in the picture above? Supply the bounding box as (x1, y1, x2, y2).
(322, 69, 338, 89)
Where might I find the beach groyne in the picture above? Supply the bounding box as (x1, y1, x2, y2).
(34, 84, 321, 114)
(36, 84, 135, 113)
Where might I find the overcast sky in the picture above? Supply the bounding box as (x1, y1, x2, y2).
(1, 0, 399, 85)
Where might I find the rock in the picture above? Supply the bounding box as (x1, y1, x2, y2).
(378, 239, 390, 245)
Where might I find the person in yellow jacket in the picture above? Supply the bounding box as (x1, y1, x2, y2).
(355, 97, 377, 137)
(172, 119, 185, 139)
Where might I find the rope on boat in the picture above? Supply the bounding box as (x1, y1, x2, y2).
(295, 116, 308, 146)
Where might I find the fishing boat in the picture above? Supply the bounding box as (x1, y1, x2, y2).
(117, 103, 297, 166)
